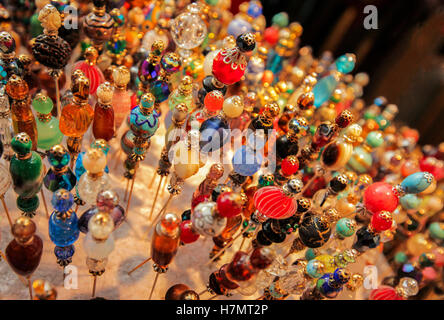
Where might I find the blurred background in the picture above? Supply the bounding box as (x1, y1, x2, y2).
(232, 0, 444, 145)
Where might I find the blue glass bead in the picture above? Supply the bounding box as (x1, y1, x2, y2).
(48, 148, 70, 169)
(335, 218, 356, 238)
(247, 1, 262, 18)
(44, 168, 77, 192)
(429, 222, 444, 240)
(227, 18, 252, 38)
(335, 54, 355, 74)
(305, 248, 318, 261)
(51, 189, 74, 212)
(400, 172, 434, 194)
(332, 268, 350, 285)
(160, 54, 181, 73)
(150, 80, 170, 102)
(313, 74, 337, 108)
(130, 107, 160, 139)
(306, 259, 323, 278)
(199, 116, 230, 153)
(54, 245, 75, 261)
(266, 49, 283, 75)
(49, 211, 80, 247)
(400, 194, 421, 210)
(232, 145, 263, 176)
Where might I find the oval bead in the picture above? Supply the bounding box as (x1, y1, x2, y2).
(400, 172, 434, 194)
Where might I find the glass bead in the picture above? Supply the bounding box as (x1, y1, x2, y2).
(212, 48, 247, 85)
(272, 12, 289, 28)
(306, 259, 324, 278)
(83, 232, 115, 260)
(205, 90, 224, 113)
(223, 95, 244, 118)
(400, 194, 421, 210)
(179, 220, 200, 244)
(352, 226, 380, 253)
(54, 245, 75, 261)
(227, 18, 252, 38)
(429, 222, 444, 240)
(363, 182, 399, 214)
(139, 60, 160, 86)
(366, 130, 384, 148)
(59, 102, 94, 138)
(369, 286, 402, 300)
(142, 30, 168, 52)
(335, 54, 355, 74)
(51, 189, 74, 212)
(232, 145, 263, 176)
(49, 211, 80, 247)
(299, 214, 332, 248)
(216, 192, 243, 218)
(394, 252, 408, 264)
(150, 80, 170, 102)
(72, 61, 105, 96)
(281, 157, 299, 176)
(313, 74, 337, 108)
(191, 201, 227, 237)
(199, 116, 230, 153)
(6, 235, 43, 277)
(129, 107, 160, 139)
(346, 146, 372, 173)
(399, 277, 419, 297)
(36, 117, 63, 150)
(171, 7, 207, 50)
(160, 53, 181, 74)
(203, 50, 219, 76)
(253, 186, 297, 219)
(77, 175, 111, 207)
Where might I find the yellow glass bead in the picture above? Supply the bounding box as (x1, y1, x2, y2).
(314, 254, 336, 273)
(223, 95, 244, 118)
(83, 148, 107, 175)
(406, 233, 436, 256)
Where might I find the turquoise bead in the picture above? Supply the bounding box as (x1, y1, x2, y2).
(429, 222, 444, 240)
(400, 172, 434, 194)
(375, 114, 390, 130)
(305, 248, 318, 261)
(335, 54, 355, 74)
(313, 74, 337, 108)
(306, 259, 324, 278)
(400, 194, 421, 210)
(365, 131, 384, 148)
(129, 107, 160, 139)
(394, 252, 408, 264)
(335, 218, 356, 238)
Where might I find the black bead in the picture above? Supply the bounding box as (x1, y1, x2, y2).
(321, 143, 339, 167)
(181, 209, 192, 221)
(352, 226, 380, 253)
(329, 176, 347, 193)
(276, 134, 299, 160)
(236, 33, 256, 52)
(256, 230, 273, 246)
(298, 213, 331, 248)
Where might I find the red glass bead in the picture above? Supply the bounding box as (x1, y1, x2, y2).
(253, 186, 297, 219)
(216, 192, 243, 218)
(263, 26, 279, 46)
(130, 93, 138, 110)
(371, 210, 393, 232)
(363, 182, 399, 214)
(369, 286, 404, 300)
(420, 157, 444, 181)
(281, 156, 299, 176)
(72, 61, 105, 95)
(204, 90, 224, 112)
(179, 220, 200, 244)
(191, 194, 210, 211)
(212, 48, 246, 85)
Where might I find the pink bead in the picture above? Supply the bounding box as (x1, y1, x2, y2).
(253, 186, 297, 219)
(363, 182, 399, 214)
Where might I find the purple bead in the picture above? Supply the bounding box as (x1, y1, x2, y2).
(139, 60, 160, 86)
(110, 205, 126, 229)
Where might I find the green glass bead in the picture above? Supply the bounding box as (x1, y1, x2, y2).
(205, 0, 218, 5)
(305, 248, 318, 261)
(394, 251, 408, 264)
(32, 95, 54, 115)
(11, 134, 32, 156)
(30, 14, 43, 38)
(365, 130, 384, 148)
(375, 114, 390, 130)
(429, 222, 444, 240)
(272, 12, 289, 28)
(17, 195, 39, 213)
(400, 194, 421, 210)
(335, 218, 356, 238)
(36, 118, 63, 150)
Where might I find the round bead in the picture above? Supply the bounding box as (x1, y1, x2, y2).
(281, 156, 299, 176)
(253, 186, 297, 219)
(366, 130, 384, 148)
(399, 194, 421, 210)
(299, 214, 331, 248)
(263, 26, 279, 46)
(232, 145, 263, 176)
(51, 189, 74, 212)
(236, 33, 256, 52)
(0, 31, 15, 54)
(199, 116, 230, 152)
(88, 212, 114, 241)
(32, 93, 54, 115)
(429, 222, 444, 240)
(371, 211, 393, 233)
(227, 19, 252, 39)
(179, 220, 200, 244)
(222, 95, 244, 118)
(398, 277, 419, 297)
(216, 192, 243, 218)
(11, 133, 32, 155)
(204, 90, 224, 112)
(48, 144, 70, 169)
(335, 54, 355, 74)
(83, 148, 107, 174)
(160, 53, 181, 73)
(363, 182, 399, 214)
(191, 201, 227, 237)
(394, 252, 408, 264)
(335, 218, 356, 238)
(306, 259, 324, 278)
(170, 6, 207, 50)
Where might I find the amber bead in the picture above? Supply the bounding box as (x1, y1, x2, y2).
(93, 105, 114, 141)
(6, 235, 43, 277)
